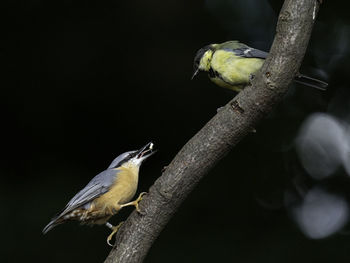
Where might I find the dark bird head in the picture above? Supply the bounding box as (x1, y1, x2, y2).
(192, 44, 216, 79)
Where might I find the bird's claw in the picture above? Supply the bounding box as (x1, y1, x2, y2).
(119, 192, 147, 214)
(135, 192, 147, 213)
(106, 222, 123, 247)
(107, 236, 114, 247)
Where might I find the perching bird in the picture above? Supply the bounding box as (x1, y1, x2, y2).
(43, 142, 155, 246)
(192, 41, 328, 92)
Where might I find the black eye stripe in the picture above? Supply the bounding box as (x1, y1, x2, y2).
(112, 153, 136, 168)
(115, 157, 130, 167)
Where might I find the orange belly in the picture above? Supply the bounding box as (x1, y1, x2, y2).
(89, 166, 139, 223)
(62, 166, 139, 225)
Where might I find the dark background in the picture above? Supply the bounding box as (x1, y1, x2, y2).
(3, 0, 350, 262)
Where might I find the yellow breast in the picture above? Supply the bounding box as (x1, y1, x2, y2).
(92, 166, 139, 211)
(210, 77, 244, 92)
(210, 50, 264, 90)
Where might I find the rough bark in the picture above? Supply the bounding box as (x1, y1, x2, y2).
(105, 0, 322, 262)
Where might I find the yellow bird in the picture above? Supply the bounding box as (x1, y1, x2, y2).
(192, 41, 328, 92)
(43, 142, 155, 246)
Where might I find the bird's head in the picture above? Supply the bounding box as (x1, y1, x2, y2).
(108, 142, 156, 170)
(192, 44, 217, 79)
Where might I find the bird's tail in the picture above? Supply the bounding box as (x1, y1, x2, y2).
(42, 217, 63, 234)
(294, 74, 328, 91)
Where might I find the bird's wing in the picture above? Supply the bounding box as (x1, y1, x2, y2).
(217, 41, 268, 59)
(58, 169, 118, 217)
(230, 47, 269, 59)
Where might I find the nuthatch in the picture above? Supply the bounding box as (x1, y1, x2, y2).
(43, 142, 155, 246)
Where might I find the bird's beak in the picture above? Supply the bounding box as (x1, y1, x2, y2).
(136, 142, 156, 160)
(191, 69, 199, 80)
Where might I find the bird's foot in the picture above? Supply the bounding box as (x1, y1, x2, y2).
(134, 192, 147, 213)
(119, 192, 147, 214)
(106, 221, 123, 247)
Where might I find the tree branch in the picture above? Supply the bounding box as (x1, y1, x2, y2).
(105, 0, 322, 262)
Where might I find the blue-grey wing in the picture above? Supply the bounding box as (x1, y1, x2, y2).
(58, 169, 119, 216)
(231, 47, 268, 59)
(217, 41, 268, 59)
